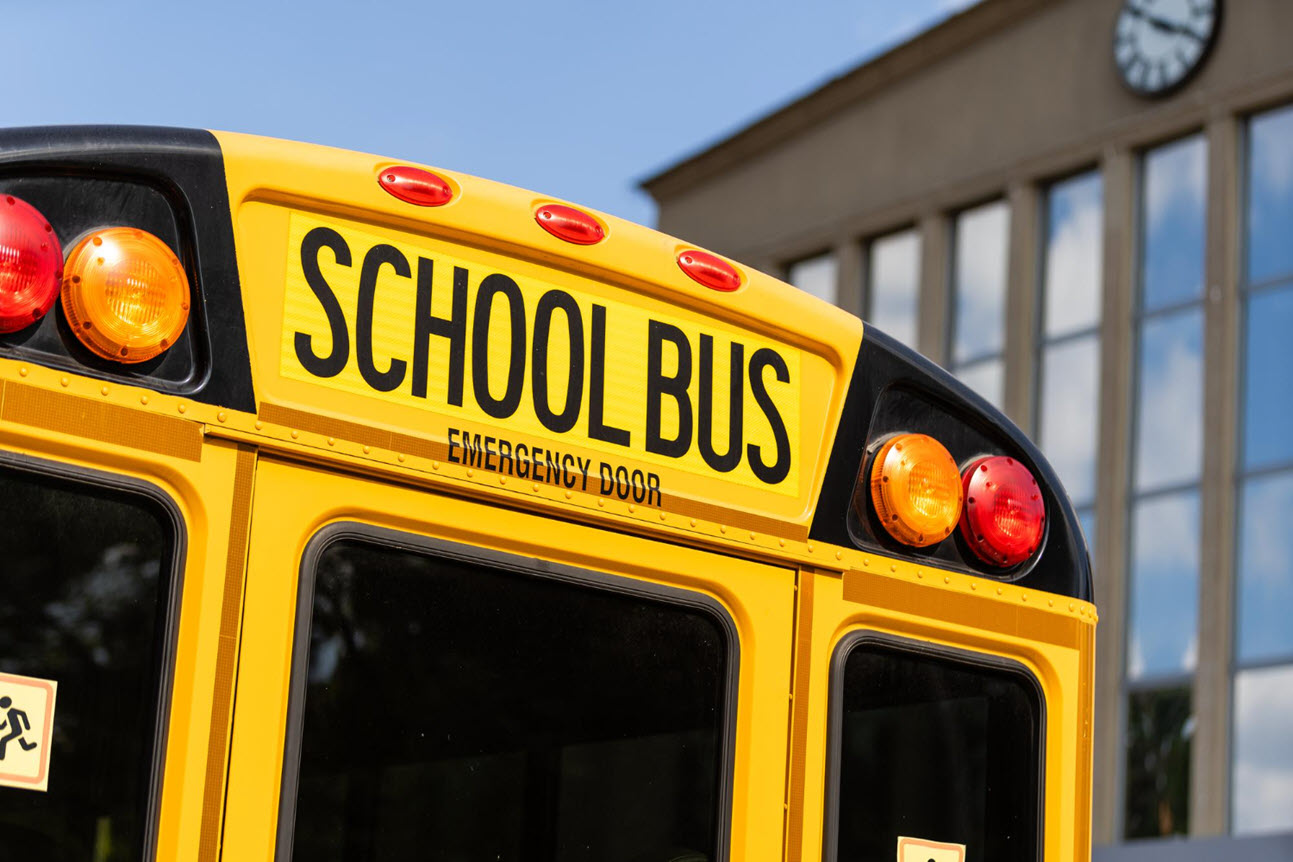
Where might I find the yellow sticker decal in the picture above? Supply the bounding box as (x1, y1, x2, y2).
(897, 836, 966, 862)
(0, 672, 58, 793)
(279, 212, 801, 495)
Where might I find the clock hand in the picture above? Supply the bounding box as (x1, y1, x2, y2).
(1125, 4, 1207, 41)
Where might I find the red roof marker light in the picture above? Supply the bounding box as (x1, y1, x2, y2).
(0, 195, 63, 334)
(677, 249, 741, 292)
(379, 166, 454, 207)
(536, 204, 605, 245)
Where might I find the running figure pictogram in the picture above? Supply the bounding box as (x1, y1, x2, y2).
(0, 696, 38, 760)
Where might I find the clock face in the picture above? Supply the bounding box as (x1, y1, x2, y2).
(1114, 0, 1220, 96)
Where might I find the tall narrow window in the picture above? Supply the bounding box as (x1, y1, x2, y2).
(1123, 134, 1206, 840)
(949, 200, 1009, 408)
(1036, 171, 1103, 555)
(1233, 103, 1293, 836)
(787, 251, 839, 306)
(865, 229, 920, 350)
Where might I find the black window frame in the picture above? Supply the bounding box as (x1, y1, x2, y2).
(0, 448, 187, 862)
(822, 630, 1047, 862)
(275, 521, 741, 862)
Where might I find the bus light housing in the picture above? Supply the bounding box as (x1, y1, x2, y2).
(677, 249, 742, 292)
(0, 195, 63, 334)
(61, 228, 190, 363)
(868, 433, 963, 547)
(535, 204, 605, 245)
(959, 456, 1046, 567)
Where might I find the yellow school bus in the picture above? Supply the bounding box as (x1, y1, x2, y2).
(0, 127, 1094, 862)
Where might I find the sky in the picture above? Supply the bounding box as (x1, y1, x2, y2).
(2, 0, 976, 228)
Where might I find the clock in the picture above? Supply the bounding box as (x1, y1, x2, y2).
(1113, 0, 1221, 97)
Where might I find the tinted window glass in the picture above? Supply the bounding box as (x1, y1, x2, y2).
(1247, 105, 1293, 285)
(0, 464, 176, 860)
(1124, 685, 1192, 839)
(287, 537, 731, 862)
(1043, 171, 1103, 338)
(1242, 285, 1293, 469)
(1232, 665, 1293, 835)
(867, 231, 920, 349)
(1142, 136, 1206, 312)
(788, 252, 839, 305)
(1128, 492, 1200, 680)
(951, 200, 1009, 364)
(830, 639, 1041, 862)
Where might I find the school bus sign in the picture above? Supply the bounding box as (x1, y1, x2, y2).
(279, 212, 802, 500)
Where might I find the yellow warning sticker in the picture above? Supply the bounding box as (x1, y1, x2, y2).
(279, 212, 801, 494)
(0, 672, 58, 793)
(897, 836, 966, 862)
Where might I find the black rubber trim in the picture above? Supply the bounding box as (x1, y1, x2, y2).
(0, 447, 188, 862)
(275, 522, 740, 862)
(821, 630, 1046, 862)
(0, 126, 254, 412)
(810, 328, 1092, 601)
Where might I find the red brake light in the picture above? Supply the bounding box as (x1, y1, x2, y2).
(0, 195, 62, 333)
(535, 204, 605, 245)
(677, 249, 741, 292)
(959, 456, 1046, 567)
(378, 166, 454, 207)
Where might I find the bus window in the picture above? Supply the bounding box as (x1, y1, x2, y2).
(0, 459, 179, 861)
(826, 635, 1042, 862)
(281, 530, 734, 862)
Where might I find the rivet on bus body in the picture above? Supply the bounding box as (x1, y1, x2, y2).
(1022, 594, 1028, 602)
(565, 491, 572, 499)
(660, 512, 667, 521)
(327, 437, 335, 446)
(916, 570, 923, 579)
(142, 395, 150, 406)
(1069, 602, 1076, 611)
(970, 581, 978, 590)
(467, 469, 474, 477)
(628, 504, 636, 513)
(836, 550, 842, 560)
(100, 386, 108, 396)
(997, 588, 1003, 595)
(290, 429, 299, 439)
(719, 525, 727, 534)
(178, 403, 187, 414)
(944, 576, 950, 584)
(218, 412, 227, 423)
(862, 557, 870, 567)
(779, 538, 786, 547)
(597, 498, 604, 507)
(499, 476, 506, 485)
(890, 565, 896, 573)
(363, 445, 371, 454)
(689, 518, 697, 527)
(398, 454, 406, 463)
(752, 532, 759, 541)
(60, 376, 68, 387)
(431, 460, 438, 469)
(807, 543, 814, 553)
(532, 483, 539, 492)
(253, 420, 261, 430)
(18, 366, 27, 377)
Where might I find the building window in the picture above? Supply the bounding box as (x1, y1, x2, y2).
(1233, 103, 1293, 836)
(1036, 171, 1103, 554)
(864, 229, 920, 349)
(787, 251, 839, 306)
(949, 200, 1009, 408)
(1123, 134, 1207, 840)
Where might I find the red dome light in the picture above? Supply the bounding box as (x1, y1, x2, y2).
(677, 249, 741, 292)
(535, 204, 605, 245)
(959, 455, 1046, 568)
(0, 195, 62, 334)
(378, 166, 454, 207)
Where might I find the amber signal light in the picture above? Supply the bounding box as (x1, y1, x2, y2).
(868, 433, 964, 548)
(61, 228, 190, 364)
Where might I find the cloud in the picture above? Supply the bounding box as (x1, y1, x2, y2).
(1233, 667, 1293, 834)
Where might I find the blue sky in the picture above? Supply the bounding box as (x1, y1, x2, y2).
(2, 0, 974, 227)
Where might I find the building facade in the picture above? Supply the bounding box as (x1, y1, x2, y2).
(644, 0, 1293, 857)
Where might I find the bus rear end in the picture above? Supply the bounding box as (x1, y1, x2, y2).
(0, 126, 1093, 862)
